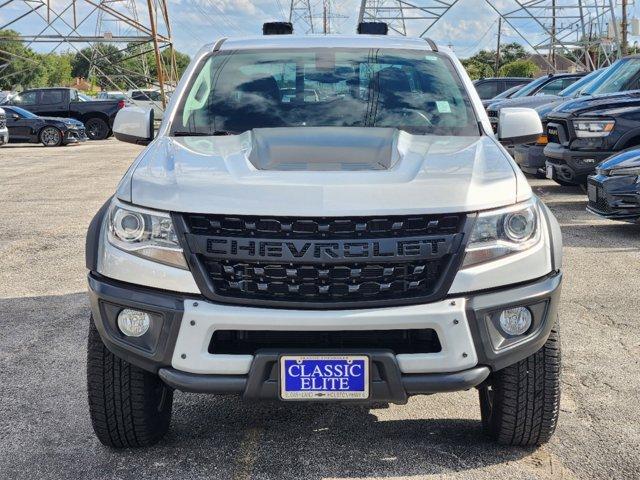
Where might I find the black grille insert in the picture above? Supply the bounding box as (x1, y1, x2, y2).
(177, 213, 469, 307)
(184, 213, 462, 239)
(587, 180, 612, 213)
(209, 329, 442, 355)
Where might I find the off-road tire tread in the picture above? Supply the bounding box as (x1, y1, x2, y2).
(482, 324, 561, 447)
(87, 319, 173, 448)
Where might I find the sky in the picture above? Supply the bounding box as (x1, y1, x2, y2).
(2, 0, 640, 59)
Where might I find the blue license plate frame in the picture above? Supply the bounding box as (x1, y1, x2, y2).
(279, 355, 370, 401)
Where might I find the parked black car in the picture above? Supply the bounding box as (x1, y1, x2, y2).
(543, 56, 640, 187)
(2, 87, 123, 140)
(587, 148, 640, 222)
(2, 105, 88, 146)
(472, 77, 532, 99)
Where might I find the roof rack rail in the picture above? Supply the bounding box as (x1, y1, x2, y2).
(424, 38, 438, 52)
(212, 37, 227, 51)
(357, 22, 388, 35)
(263, 22, 293, 35)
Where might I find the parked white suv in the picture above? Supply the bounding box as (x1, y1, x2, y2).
(86, 25, 562, 449)
(0, 107, 8, 145)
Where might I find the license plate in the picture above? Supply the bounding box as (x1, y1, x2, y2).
(546, 165, 554, 180)
(588, 183, 598, 202)
(280, 355, 369, 400)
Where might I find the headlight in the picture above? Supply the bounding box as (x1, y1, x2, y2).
(573, 119, 614, 138)
(107, 200, 187, 269)
(609, 166, 640, 176)
(463, 199, 541, 268)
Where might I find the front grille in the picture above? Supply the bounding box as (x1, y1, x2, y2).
(546, 120, 569, 144)
(0, 115, 5, 129)
(209, 329, 442, 354)
(177, 213, 469, 308)
(587, 181, 612, 213)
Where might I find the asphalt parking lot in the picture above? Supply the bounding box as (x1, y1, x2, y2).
(1, 139, 639, 480)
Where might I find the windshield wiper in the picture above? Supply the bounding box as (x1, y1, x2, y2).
(172, 130, 236, 137)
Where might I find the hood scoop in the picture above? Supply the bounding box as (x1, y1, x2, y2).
(248, 127, 399, 171)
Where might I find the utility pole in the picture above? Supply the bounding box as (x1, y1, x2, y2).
(547, 0, 556, 73)
(323, 0, 328, 34)
(621, 0, 628, 56)
(495, 17, 502, 76)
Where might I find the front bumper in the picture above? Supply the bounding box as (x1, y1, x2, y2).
(89, 271, 562, 402)
(544, 142, 613, 185)
(586, 174, 640, 222)
(514, 143, 546, 175)
(64, 128, 88, 144)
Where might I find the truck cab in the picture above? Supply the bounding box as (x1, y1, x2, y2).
(85, 27, 562, 449)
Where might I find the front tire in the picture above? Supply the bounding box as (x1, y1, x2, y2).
(40, 126, 62, 147)
(87, 319, 173, 448)
(85, 118, 109, 140)
(478, 324, 561, 446)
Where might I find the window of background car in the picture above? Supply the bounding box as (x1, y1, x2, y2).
(536, 77, 579, 96)
(41, 90, 64, 104)
(474, 81, 499, 99)
(172, 48, 479, 136)
(12, 91, 36, 106)
(590, 58, 640, 95)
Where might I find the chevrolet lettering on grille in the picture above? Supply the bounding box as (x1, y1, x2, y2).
(189, 235, 457, 264)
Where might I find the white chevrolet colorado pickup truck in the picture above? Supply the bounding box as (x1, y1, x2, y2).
(85, 24, 562, 449)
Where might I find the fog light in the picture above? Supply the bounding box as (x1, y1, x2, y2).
(117, 309, 150, 337)
(499, 307, 532, 336)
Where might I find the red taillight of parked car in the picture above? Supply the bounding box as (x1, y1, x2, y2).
(117, 99, 126, 110)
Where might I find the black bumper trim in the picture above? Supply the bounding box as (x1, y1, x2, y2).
(158, 353, 490, 402)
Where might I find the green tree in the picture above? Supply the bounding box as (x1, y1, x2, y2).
(461, 42, 530, 78)
(72, 44, 125, 88)
(0, 29, 46, 90)
(499, 42, 528, 65)
(499, 59, 539, 78)
(42, 52, 74, 86)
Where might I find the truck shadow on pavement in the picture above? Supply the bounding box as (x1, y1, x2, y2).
(0, 292, 534, 480)
(154, 396, 534, 478)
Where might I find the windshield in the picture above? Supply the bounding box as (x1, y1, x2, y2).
(510, 76, 549, 98)
(171, 48, 479, 136)
(586, 58, 640, 95)
(6, 106, 38, 118)
(558, 69, 603, 97)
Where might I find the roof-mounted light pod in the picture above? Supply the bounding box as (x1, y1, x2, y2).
(263, 22, 293, 35)
(357, 22, 388, 35)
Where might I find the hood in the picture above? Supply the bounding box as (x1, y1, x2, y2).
(550, 91, 640, 116)
(119, 127, 525, 216)
(598, 148, 640, 171)
(487, 95, 561, 112)
(39, 116, 81, 125)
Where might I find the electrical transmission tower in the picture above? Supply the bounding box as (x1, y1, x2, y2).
(0, 0, 177, 104)
(358, 0, 460, 37)
(485, 0, 620, 71)
(289, 0, 346, 34)
(90, 0, 150, 84)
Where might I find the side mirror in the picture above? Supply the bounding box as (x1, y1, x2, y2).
(113, 106, 155, 145)
(11, 114, 19, 120)
(498, 107, 542, 145)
